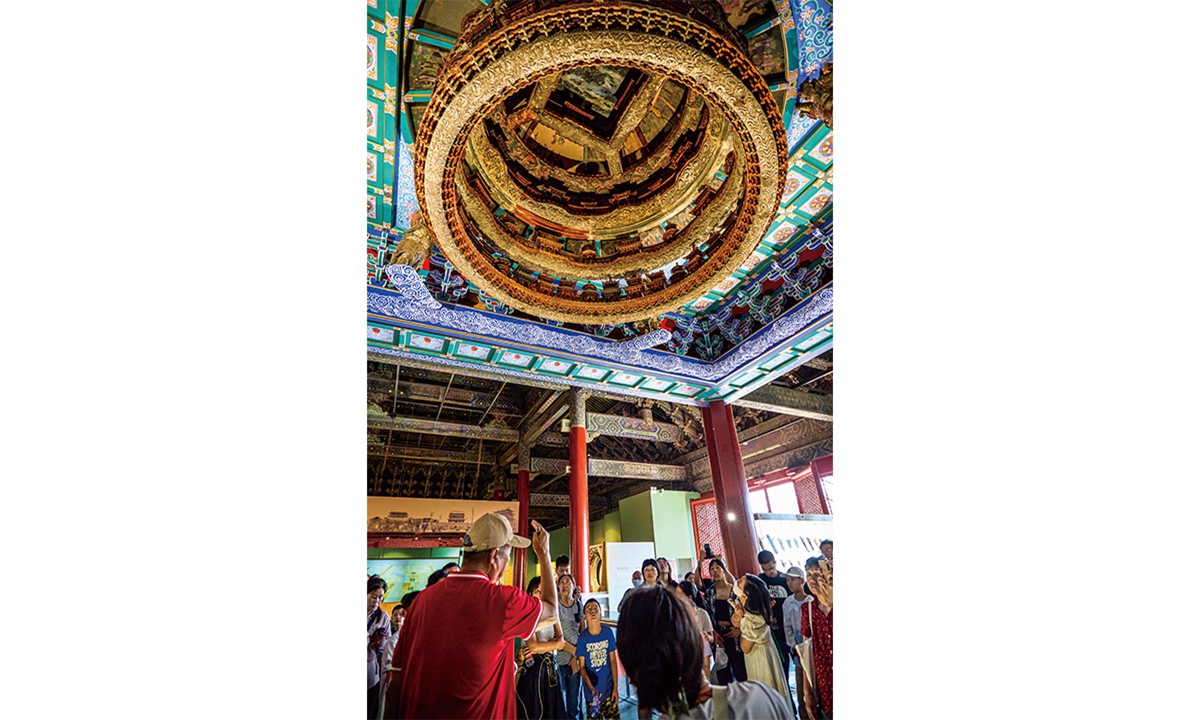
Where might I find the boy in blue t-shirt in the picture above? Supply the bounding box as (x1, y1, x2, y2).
(575, 598, 618, 719)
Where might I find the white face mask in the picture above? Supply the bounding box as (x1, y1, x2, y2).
(732, 583, 745, 599)
(632, 579, 644, 587)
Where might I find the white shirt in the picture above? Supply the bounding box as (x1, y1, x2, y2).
(670, 681, 793, 719)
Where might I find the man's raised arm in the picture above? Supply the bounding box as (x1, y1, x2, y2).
(530, 519, 559, 631)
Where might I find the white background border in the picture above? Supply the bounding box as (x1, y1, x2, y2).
(2, 1, 1198, 718)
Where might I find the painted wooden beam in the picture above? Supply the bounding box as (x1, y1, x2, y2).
(521, 398, 570, 444)
(686, 418, 832, 482)
(590, 458, 688, 481)
(367, 350, 708, 407)
(690, 433, 834, 494)
(366, 446, 497, 464)
(369, 351, 567, 392)
(533, 430, 569, 447)
(390, 380, 524, 415)
(732, 385, 833, 422)
(498, 389, 564, 467)
(586, 413, 683, 443)
(740, 434, 833, 481)
(675, 414, 796, 466)
(515, 457, 688, 481)
(529, 492, 609, 511)
(367, 414, 519, 442)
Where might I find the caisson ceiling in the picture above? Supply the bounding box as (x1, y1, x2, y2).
(367, 0, 832, 407)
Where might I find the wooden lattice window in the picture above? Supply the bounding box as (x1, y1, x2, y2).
(793, 469, 829, 515)
(690, 497, 726, 578)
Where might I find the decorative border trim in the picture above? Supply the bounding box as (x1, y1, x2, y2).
(373, 265, 831, 385)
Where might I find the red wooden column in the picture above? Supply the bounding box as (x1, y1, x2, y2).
(569, 389, 591, 593)
(701, 400, 758, 578)
(514, 441, 531, 589)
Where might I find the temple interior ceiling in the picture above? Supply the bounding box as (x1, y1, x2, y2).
(367, 0, 833, 478)
(368, 349, 832, 528)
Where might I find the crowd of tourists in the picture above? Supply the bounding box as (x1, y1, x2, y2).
(368, 513, 834, 719)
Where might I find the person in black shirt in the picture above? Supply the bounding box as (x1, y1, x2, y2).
(756, 550, 792, 678)
(705, 557, 746, 683)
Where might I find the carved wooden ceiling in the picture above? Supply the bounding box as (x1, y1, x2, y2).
(772, 348, 832, 395)
(366, 0, 833, 492)
(368, 348, 833, 529)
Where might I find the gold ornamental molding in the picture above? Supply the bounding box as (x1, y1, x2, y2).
(483, 87, 707, 195)
(414, 0, 786, 324)
(465, 113, 731, 240)
(458, 160, 742, 279)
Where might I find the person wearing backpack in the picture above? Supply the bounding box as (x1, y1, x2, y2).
(555, 573, 585, 719)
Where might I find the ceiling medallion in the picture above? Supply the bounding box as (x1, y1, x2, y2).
(414, 0, 786, 325)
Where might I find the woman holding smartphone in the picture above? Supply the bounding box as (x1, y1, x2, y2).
(705, 558, 746, 683)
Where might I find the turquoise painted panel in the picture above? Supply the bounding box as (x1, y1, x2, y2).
(452, 340, 495, 362)
(572, 365, 612, 383)
(608, 371, 645, 387)
(497, 349, 537, 369)
(534, 357, 576, 375)
(638, 378, 674, 392)
(760, 352, 797, 371)
(368, 323, 401, 348)
(731, 370, 763, 387)
(406, 332, 449, 355)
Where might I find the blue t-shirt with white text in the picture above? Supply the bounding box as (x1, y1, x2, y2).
(575, 624, 616, 700)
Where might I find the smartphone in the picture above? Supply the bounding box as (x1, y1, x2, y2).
(703, 543, 715, 559)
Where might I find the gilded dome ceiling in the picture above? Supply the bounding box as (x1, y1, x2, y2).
(413, 0, 788, 325)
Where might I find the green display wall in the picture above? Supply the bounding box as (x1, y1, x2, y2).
(619, 489, 702, 563)
(650, 490, 702, 560)
(619, 493, 654, 543)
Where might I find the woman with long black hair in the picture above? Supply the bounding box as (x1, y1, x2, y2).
(617, 585, 791, 719)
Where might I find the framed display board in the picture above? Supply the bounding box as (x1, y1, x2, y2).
(603, 541, 655, 618)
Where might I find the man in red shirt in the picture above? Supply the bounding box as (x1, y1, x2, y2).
(385, 513, 559, 719)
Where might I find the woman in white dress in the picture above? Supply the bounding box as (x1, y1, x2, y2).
(616, 585, 792, 719)
(733, 574, 794, 708)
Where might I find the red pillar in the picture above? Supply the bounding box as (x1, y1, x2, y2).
(569, 389, 591, 593)
(701, 400, 758, 578)
(514, 442, 531, 590)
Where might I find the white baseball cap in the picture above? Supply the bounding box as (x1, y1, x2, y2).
(462, 512, 531, 551)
